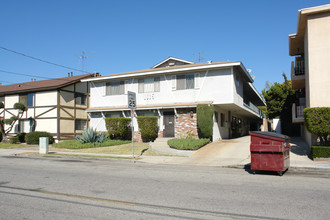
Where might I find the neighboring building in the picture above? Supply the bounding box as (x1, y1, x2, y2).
(0, 73, 97, 141)
(289, 4, 330, 146)
(82, 57, 265, 141)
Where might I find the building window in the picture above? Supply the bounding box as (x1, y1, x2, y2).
(235, 74, 240, 87)
(19, 119, 35, 133)
(106, 81, 124, 95)
(75, 93, 87, 105)
(75, 119, 87, 130)
(104, 111, 122, 118)
(19, 93, 34, 107)
(177, 74, 194, 90)
(138, 77, 160, 93)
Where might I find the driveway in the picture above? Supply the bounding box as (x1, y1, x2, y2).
(186, 136, 251, 166)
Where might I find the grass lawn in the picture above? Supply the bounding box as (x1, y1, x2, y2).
(53, 139, 131, 149)
(51, 139, 164, 156)
(0, 143, 37, 149)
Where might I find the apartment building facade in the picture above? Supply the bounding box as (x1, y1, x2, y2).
(289, 4, 330, 146)
(0, 73, 96, 140)
(83, 57, 265, 141)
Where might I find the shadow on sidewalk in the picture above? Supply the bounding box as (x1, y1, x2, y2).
(290, 137, 312, 159)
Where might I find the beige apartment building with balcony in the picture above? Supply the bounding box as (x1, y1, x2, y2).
(289, 4, 330, 147)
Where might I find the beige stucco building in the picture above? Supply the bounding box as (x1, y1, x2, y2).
(289, 4, 330, 146)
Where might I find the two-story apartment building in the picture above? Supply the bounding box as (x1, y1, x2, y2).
(82, 57, 265, 141)
(289, 4, 330, 146)
(0, 73, 96, 141)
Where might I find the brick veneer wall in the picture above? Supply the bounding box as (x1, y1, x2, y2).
(175, 109, 198, 139)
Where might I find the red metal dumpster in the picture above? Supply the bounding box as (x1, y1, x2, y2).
(249, 131, 290, 175)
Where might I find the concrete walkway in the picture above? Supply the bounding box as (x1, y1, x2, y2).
(1, 136, 330, 172)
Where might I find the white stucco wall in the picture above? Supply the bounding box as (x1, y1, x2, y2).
(35, 91, 58, 107)
(5, 95, 19, 108)
(35, 119, 57, 133)
(89, 68, 235, 109)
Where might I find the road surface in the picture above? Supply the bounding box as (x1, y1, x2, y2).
(1, 155, 330, 219)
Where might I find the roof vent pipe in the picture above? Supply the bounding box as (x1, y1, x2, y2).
(68, 73, 70, 77)
(71, 72, 73, 77)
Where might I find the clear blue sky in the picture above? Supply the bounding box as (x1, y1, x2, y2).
(1, 0, 329, 93)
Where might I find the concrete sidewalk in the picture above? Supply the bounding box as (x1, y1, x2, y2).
(1, 136, 330, 172)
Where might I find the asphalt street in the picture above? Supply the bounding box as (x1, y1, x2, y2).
(1, 155, 330, 220)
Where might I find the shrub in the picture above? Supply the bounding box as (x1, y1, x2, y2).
(312, 146, 330, 158)
(25, 131, 54, 145)
(9, 136, 19, 144)
(304, 107, 330, 146)
(197, 104, 214, 139)
(16, 132, 26, 143)
(168, 138, 210, 150)
(3, 116, 18, 125)
(13, 102, 26, 111)
(105, 118, 131, 140)
(137, 116, 158, 142)
(76, 128, 107, 145)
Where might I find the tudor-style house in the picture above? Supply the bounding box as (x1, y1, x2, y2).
(0, 73, 96, 141)
(82, 57, 265, 141)
(289, 4, 330, 147)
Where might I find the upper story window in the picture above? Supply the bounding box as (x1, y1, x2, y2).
(19, 93, 34, 107)
(235, 74, 240, 87)
(138, 77, 160, 93)
(176, 74, 195, 90)
(106, 81, 124, 95)
(75, 93, 87, 105)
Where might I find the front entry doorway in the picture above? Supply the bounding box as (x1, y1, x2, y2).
(163, 111, 175, 137)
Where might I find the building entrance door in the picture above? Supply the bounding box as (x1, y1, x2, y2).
(163, 112, 175, 137)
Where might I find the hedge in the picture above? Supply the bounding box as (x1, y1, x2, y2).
(16, 132, 26, 143)
(105, 118, 131, 140)
(168, 138, 210, 150)
(304, 107, 330, 146)
(25, 131, 54, 145)
(197, 104, 214, 139)
(137, 116, 158, 142)
(312, 146, 330, 158)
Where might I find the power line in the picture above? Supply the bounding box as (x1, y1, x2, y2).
(0, 69, 90, 86)
(0, 69, 54, 80)
(0, 46, 93, 74)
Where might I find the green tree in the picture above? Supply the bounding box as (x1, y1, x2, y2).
(262, 73, 297, 135)
(0, 102, 26, 141)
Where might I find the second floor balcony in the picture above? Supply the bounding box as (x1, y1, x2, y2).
(243, 97, 265, 118)
(291, 59, 305, 90)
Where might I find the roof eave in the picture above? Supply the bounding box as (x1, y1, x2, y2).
(82, 62, 246, 82)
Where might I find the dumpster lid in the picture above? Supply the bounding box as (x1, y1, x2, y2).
(249, 131, 290, 141)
